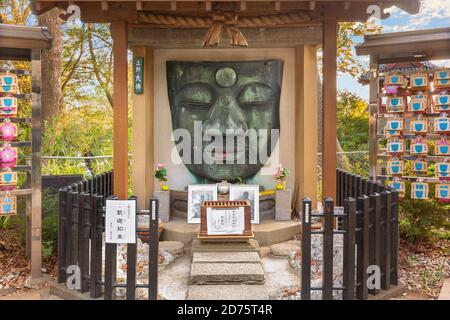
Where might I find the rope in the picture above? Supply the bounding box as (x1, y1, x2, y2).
(138, 11, 312, 28)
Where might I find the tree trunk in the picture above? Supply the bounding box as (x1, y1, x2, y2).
(38, 8, 62, 125)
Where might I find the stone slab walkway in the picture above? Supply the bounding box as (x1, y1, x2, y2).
(188, 251, 268, 299)
(438, 278, 450, 300)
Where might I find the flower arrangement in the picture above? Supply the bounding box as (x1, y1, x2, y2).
(0, 145, 17, 169)
(154, 163, 169, 191)
(274, 163, 290, 190)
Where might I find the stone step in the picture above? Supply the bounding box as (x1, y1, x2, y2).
(187, 285, 269, 300)
(191, 239, 260, 254)
(190, 262, 265, 285)
(193, 251, 261, 264)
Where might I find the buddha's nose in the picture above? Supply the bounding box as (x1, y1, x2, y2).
(203, 94, 248, 136)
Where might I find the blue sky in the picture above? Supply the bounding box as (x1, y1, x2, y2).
(340, 0, 450, 100)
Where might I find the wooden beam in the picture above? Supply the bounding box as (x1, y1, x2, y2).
(205, 0, 211, 11)
(322, 18, 337, 201)
(136, 1, 143, 11)
(101, 1, 108, 10)
(309, 1, 316, 10)
(344, 1, 351, 10)
(170, 1, 176, 11)
(369, 55, 379, 180)
(129, 26, 323, 48)
(31, 48, 42, 280)
(240, 1, 246, 11)
(295, 45, 318, 209)
(132, 46, 154, 210)
(275, 1, 281, 11)
(111, 21, 129, 200)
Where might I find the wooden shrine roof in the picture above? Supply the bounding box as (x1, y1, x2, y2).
(31, 0, 420, 24)
(358, 61, 439, 85)
(356, 27, 450, 63)
(0, 23, 53, 60)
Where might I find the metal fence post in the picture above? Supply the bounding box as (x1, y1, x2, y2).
(380, 190, 392, 290)
(57, 188, 68, 283)
(301, 198, 312, 300)
(70, 192, 79, 268)
(149, 198, 159, 300)
(369, 192, 381, 296)
(347, 174, 352, 200)
(356, 196, 369, 300)
(78, 193, 91, 293)
(343, 197, 356, 300)
(355, 176, 362, 198)
(90, 195, 104, 298)
(104, 196, 118, 300)
(390, 189, 399, 286)
(323, 197, 334, 300)
(351, 175, 357, 198)
(126, 196, 138, 300)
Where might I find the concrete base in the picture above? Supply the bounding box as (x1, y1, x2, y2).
(187, 285, 269, 300)
(190, 262, 265, 285)
(191, 239, 260, 254)
(49, 283, 101, 300)
(154, 191, 170, 222)
(161, 218, 300, 246)
(275, 189, 292, 221)
(368, 283, 407, 300)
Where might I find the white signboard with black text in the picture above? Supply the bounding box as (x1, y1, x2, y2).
(206, 207, 244, 235)
(105, 200, 136, 244)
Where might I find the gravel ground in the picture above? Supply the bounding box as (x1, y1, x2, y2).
(0, 227, 56, 297)
(398, 238, 450, 298)
(1, 225, 449, 300)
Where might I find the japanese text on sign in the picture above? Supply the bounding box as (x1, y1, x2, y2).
(133, 57, 144, 94)
(105, 200, 136, 244)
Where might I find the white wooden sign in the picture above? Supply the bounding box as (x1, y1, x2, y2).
(105, 200, 136, 244)
(206, 207, 244, 235)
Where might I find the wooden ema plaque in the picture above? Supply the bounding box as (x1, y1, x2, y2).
(199, 200, 253, 240)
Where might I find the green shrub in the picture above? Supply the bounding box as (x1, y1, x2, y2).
(41, 188, 59, 257)
(399, 182, 450, 243)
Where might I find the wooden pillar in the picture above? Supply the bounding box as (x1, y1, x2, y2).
(111, 21, 129, 199)
(295, 45, 318, 209)
(132, 46, 154, 210)
(369, 55, 379, 181)
(31, 48, 42, 279)
(322, 19, 338, 200)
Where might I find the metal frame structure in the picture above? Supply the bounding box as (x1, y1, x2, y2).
(0, 23, 52, 279)
(356, 27, 450, 181)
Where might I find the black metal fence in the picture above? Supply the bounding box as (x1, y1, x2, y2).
(57, 169, 399, 300)
(336, 169, 389, 206)
(301, 170, 400, 300)
(57, 171, 160, 300)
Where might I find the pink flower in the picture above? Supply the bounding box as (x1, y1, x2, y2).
(1, 122, 16, 141)
(157, 163, 165, 169)
(0, 146, 16, 162)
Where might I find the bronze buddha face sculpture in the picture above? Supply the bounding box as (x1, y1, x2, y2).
(167, 60, 283, 182)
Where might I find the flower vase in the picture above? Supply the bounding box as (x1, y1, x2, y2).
(159, 180, 168, 191)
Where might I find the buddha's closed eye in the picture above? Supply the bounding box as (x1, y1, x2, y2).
(238, 83, 273, 107)
(179, 83, 213, 108)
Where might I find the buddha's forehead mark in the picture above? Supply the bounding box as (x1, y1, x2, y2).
(215, 67, 237, 88)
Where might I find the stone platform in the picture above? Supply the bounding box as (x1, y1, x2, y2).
(191, 239, 260, 254)
(187, 250, 269, 300)
(161, 218, 300, 246)
(187, 285, 269, 300)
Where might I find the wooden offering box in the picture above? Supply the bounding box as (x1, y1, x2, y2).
(199, 200, 253, 240)
(0, 195, 17, 216)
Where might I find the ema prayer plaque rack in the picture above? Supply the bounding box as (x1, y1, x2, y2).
(199, 200, 253, 240)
